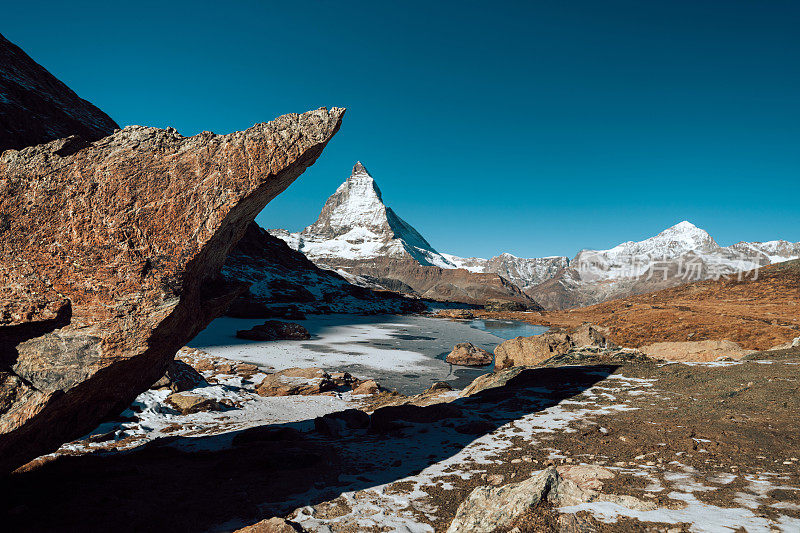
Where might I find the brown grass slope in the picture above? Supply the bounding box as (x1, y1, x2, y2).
(484, 259, 800, 351)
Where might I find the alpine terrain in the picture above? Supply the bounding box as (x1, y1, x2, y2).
(271, 162, 556, 307)
(526, 220, 800, 309)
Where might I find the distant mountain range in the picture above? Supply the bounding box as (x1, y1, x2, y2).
(272, 162, 800, 309)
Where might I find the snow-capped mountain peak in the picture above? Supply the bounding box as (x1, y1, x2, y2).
(276, 162, 457, 268)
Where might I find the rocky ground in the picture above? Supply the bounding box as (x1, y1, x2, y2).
(3, 343, 798, 532)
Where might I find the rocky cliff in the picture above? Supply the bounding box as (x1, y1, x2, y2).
(0, 33, 119, 153)
(0, 107, 344, 473)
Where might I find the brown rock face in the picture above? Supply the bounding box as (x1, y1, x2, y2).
(0, 107, 344, 473)
(0, 33, 119, 153)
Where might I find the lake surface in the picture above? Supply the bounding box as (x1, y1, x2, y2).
(188, 315, 549, 394)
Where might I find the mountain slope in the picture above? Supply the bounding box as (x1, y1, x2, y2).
(0, 33, 119, 153)
(272, 162, 542, 308)
(223, 222, 425, 315)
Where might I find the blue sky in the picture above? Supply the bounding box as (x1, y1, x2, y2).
(5, 1, 799, 258)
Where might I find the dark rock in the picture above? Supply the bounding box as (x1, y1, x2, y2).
(0, 33, 119, 153)
(370, 403, 462, 432)
(151, 359, 207, 392)
(224, 222, 426, 314)
(231, 426, 303, 446)
(236, 321, 311, 341)
(314, 408, 370, 436)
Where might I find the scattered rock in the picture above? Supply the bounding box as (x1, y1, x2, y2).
(165, 392, 220, 415)
(324, 371, 354, 388)
(639, 339, 755, 362)
(556, 464, 615, 491)
(151, 359, 207, 392)
(234, 517, 302, 533)
(255, 368, 335, 396)
(447, 466, 655, 533)
(236, 321, 311, 341)
(352, 379, 380, 395)
(0, 103, 345, 473)
(446, 342, 493, 366)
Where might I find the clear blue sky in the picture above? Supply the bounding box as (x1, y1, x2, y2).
(5, 1, 799, 258)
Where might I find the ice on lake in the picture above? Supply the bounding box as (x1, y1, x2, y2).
(188, 314, 549, 394)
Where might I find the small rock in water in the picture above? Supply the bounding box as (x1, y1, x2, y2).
(446, 342, 493, 366)
(236, 320, 311, 341)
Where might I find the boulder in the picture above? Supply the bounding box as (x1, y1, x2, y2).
(165, 392, 220, 415)
(459, 367, 527, 397)
(494, 324, 613, 370)
(352, 379, 380, 395)
(151, 359, 207, 392)
(639, 339, 755, 362)
(0, 106, 344, 473)
(446, 342, 493, 366)
(447, 466, 655, 533)
(236, 320, 311, 341)
(255, 368, 336, 396)
(234, 517, 301, 533)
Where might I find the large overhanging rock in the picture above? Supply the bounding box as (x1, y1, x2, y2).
(0, 107, 344, 473)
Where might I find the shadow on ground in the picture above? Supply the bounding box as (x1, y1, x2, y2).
(1, 365, 617, 532)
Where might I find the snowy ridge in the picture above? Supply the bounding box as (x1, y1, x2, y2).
(570, 221, 799, 283)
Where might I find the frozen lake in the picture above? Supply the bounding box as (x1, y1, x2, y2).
(188, 315, 549, 394)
